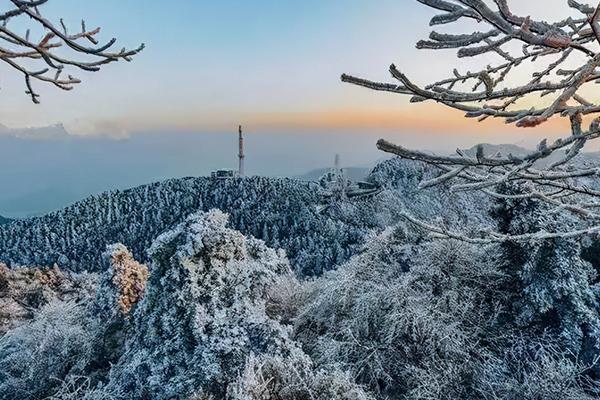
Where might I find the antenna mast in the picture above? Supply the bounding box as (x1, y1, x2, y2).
(238, 125, 245, 177)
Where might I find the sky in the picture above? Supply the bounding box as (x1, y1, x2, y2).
(1, 0, 596, 217)
(0, 0, 585, 146)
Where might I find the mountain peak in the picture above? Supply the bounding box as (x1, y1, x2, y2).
(461, 143, 530, 158)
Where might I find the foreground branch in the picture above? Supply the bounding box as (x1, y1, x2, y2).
(0, 0, 143, 103)
(344, 0, 600, 242)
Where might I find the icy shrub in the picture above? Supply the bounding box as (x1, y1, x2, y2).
(0, 300, 99, 400)
(229, 349, 374, 400)
(0, 263, 96, 334)
(473, 337, 600, 400)
(45, 375, 120, 400)
(294, 228, 507, 397)
(291, 218, 600, 398)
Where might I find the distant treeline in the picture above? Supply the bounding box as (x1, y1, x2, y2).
(0, 176, 380, 276)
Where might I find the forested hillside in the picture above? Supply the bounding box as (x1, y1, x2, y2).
(1, 159, 599, 399)
(4, 0, 600, 397)
(0, 158, 492, 277)
(3, 203, 599, 399)
(0, 176, 377, 276)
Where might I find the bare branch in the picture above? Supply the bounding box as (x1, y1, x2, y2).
(569, 0, 596, 15)
(0, 0, 144, 103)
(588, 3, 600, 45)
(343, 0, 600, 242)
(400, 211, 600, 243)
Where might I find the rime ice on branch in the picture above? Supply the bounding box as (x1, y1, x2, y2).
(0, 0, 143, 103)
(343, 0, 600, 242)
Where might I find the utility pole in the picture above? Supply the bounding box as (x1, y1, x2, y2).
(238, 125, 245, 177)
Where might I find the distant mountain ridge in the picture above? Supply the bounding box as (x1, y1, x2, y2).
(0, 130, 390, 218)
(0, 157, 495, 276)
(461, 143, 531, 158)
(461, 143, 600, 168)
(297, 166, 370, 182)
(0, 215, 10, 225)
(0, 176, 381, 276)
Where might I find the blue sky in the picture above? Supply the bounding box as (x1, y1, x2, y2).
(0, 0, 577, 141)
(0, 1, 435, 132)
(0, 0, 589, 216)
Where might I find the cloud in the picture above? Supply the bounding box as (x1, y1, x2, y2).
(0, 123, 71, 140)
(66, 118, 131, 139)
(57, 101, 573, 152)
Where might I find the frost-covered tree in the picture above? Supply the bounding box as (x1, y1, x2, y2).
(0, 176, 380, 276)
(474, 336, 600, 400)
(1, 0, 143, 103)
(0, 263, 95, 334)
(289, 223, 600, 398)
(0, 300, 100, 400)
(344, 0, 600, 241)
(103, 243, 148, 316)
(105, 210, 315, 398)
(293, 228, 499, 397)
(488, 182, 600, 372)
(518, 238, 600, 353)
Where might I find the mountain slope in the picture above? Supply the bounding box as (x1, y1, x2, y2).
(0, 157, 498, 277)
(0, 176, 380, 276)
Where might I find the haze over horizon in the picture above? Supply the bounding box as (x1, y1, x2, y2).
(0, 122, 581, 219)
(0, 0, 592, 217)
(0, 0, 584, 140)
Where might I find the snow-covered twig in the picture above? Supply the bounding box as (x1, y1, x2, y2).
(344, 0, 600, 242)
(0, 0, 143, 103)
